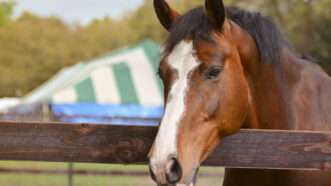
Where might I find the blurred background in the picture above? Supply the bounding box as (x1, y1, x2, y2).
(1, 0, 331, 99)
(0, 0, 330, 185)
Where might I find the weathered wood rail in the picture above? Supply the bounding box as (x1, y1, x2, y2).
(0, 121, 331, 171)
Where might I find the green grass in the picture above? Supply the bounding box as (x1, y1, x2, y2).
(0, 161, 224, 186)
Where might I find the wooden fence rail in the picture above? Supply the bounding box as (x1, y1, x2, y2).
(0, 121, 331, 171)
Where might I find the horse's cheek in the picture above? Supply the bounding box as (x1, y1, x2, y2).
(216, 82, 249, 136)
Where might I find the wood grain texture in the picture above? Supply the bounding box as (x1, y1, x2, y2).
(0, 121, 330, 170)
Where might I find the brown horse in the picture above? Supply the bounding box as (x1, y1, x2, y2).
(148, 0, 331, 185)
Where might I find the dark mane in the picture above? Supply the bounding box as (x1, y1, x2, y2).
(164, 6, 287, 64)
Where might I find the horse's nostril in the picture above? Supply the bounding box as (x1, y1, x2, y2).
(166, 157, 182, 184)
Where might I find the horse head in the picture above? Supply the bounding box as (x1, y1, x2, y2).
(149, 0, 254, 185)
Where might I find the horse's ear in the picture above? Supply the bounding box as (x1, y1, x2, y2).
(205, 0, 226, 30)
(153, 0, 180, 31)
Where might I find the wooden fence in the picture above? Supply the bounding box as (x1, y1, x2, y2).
(0, 121, 331, 171)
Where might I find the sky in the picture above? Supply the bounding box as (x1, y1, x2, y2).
(13, 0, 144, 25)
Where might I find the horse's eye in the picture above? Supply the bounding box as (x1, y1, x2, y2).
(204, 66, 222, 80)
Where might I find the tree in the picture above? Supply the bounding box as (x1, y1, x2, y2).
(0, 1, 14, 26)
(0, 0, 330, 97)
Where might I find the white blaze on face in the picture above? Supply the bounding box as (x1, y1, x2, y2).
(151, 41, 200, 164)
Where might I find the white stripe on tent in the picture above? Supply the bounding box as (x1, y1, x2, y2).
(127, 49, 163, 106)
(91, 67, 121, 104)
(52, 87, 77, 103)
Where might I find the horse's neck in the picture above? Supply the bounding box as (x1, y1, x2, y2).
(231, 24, 290, 129)
(232, 22, 331, 130)
(243, 53, 291, 129)
(244, 47, 331, 130)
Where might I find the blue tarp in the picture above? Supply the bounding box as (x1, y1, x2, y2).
(51, 103, 163, 126)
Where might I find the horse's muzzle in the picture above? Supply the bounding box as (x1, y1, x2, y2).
(149, 155, 183, 185)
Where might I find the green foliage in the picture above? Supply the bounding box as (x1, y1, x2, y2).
(0, 1, 14, 26)
(0, 0, 330, 97)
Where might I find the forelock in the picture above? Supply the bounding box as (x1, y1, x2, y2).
(163, 7, 214, 55)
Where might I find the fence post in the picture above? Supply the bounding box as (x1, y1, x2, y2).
(68, 163, 74, 186)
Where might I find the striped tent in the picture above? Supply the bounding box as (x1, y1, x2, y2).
(23, 40, 163, 106)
